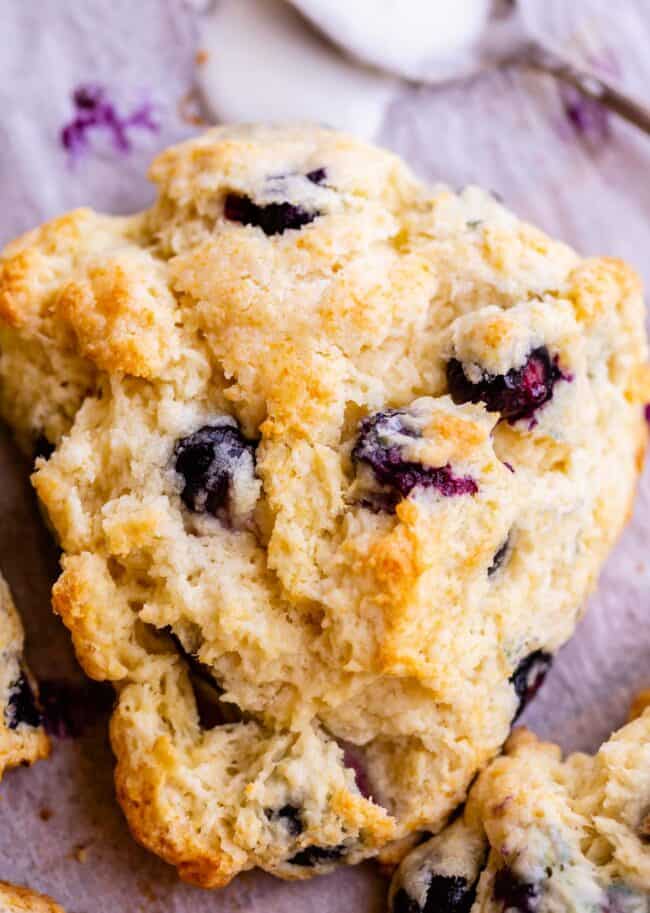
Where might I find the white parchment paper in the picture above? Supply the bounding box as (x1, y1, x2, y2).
(0, 2, 649, 910)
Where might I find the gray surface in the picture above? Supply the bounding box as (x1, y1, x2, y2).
(0, 1, 649, 910)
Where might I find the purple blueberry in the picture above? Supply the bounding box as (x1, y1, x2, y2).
(306, 167, 327, 185)
(392, 875, 478, 913)
(510, 651, 552, 721)
(266, 804, 303, 837)
(493, 868, 540, 912)
(288, 844, 346, 867)
(174, 422, 257, 525)
(447, 347, 569, 425)
(224, 192, 320, 236)
(352, 410, 478, 513)
(6, 671, 42, 730)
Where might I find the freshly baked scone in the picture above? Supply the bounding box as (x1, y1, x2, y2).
(0, 574, 49, 776)
(0, 881, 64, 913)
(0, 125, 647, 887)
(389, 696, 650, 913)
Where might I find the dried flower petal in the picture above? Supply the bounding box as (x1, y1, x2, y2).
(61, 83, 159, 162)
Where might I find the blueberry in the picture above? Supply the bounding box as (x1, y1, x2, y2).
(493, 868, 540, 912)
(306, 167, 327, 185)
(224, 192, 319, 236)
(488, 538, 510, 577)
(391, 875, 478, 913)
(352, 410, 478, 513)
(174, 422, 257, 524)
(6, 671, 42, 730)
(266, 804, 303, 837)
(447, 347, 569, 425)
(510, 651, 552, 721)
(288, 844, 346, 867)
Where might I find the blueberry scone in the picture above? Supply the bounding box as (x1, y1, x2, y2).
(0, 574, 49, 776)
(0, 125, 647, 887)
(0, 881, 64, 913)
(389, 695, 650, 913)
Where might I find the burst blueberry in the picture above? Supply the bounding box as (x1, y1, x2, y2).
(306, 167, 327, 184)
(224, 191, 319, 236)
(288, 844, 346, 867)
(493, 868, 540, 912)
(510, 650, 552, 721)
(352, 410, 478, 513)
(447, 347, 569, 425)
(266, 804, 303, 837)
(6, 671, 42, 729)
(392, 875, 478, 913)
(174, 422, 257, 525)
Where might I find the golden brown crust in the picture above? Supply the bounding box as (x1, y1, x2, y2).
(0, 881, 64, 912)
(0, 125, 647, 886)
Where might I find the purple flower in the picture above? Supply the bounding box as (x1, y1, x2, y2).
(557, 45, 620, 144)
(61, 83, 159, 163)
(559, 84, 611, 143)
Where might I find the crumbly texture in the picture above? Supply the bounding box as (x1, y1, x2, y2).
(0, 125, 647, 887)
(0, 574, 49, 776)
(0, 882, 64, 913)
(390, 702, 650, 913)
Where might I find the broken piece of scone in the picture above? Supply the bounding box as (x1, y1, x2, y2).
(390, 694, 650, 912)
(0, 573, 49, 776)
(0, 880, 64, 913)
(0, 125, 647, 887)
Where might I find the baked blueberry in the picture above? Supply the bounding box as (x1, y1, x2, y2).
(306, 167, 327, 184)
(174, 422, 257, 525)
(288, 844, 346, 867)
(510, 650, 552, 720)
(6, 671, 42, 729)
(352, 410, 478, 513)
(392, 874, 478, 913)
(266, 804, 304, 837)
(493, 868, 540, 912)
(224, 192, 319, 236)
(447, 347, 568, 425)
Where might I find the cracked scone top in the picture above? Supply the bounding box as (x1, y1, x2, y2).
(0, 574, 49, 776)
(0, 125, 647, 886)
(389, 695, 650, 913)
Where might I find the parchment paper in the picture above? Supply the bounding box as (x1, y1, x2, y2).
(0, 2, 649, 910)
